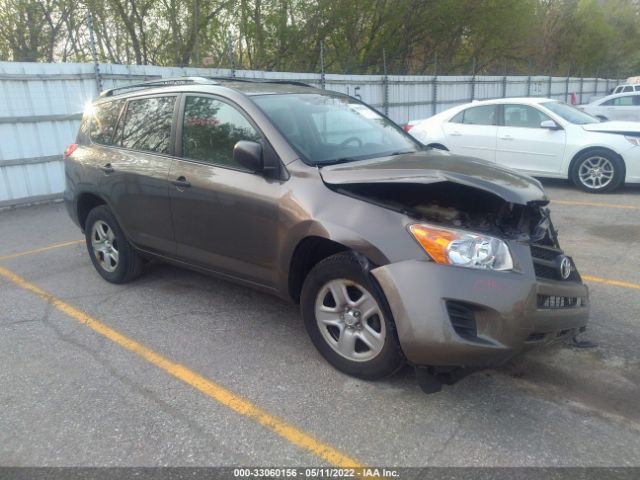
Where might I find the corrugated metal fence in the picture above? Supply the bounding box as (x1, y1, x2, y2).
(0, 61, 621, 207)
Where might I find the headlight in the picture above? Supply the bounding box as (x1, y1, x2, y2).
(625, 135, 640, 146)
(408, 223, 513, 271)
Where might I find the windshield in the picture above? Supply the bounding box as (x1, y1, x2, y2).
(252, 93, 420, 165)
(541, 101, 600, 125)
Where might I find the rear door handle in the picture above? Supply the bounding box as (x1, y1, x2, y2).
(171, 176, 191, 189)
(499, 135, 514, 140)
(100, 163, 114, 174)
(450, 131, 462, 136)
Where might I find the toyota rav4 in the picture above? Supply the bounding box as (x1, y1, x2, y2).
(64, 77, 589, 391)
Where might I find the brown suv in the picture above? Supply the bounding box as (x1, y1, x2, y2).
(64, 77, 589, 391)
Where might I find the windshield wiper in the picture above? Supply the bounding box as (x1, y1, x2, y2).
(388, 149, 418, 156)
(315, 157, 359, 166)
(316, 149, 418, 166)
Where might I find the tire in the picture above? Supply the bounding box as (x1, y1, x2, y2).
(84, 205, 144, 284)
(300, 252, 405, 380)
(570, 148, 625, 193)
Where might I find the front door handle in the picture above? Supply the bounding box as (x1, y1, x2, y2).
(100, 163, 114, 174)
(450, 131, 462, 136)
(499, 135, 514, 140)
(171, 176, 191, 189)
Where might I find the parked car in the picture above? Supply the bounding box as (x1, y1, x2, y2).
(611, 83, 640, 94)
(408, 97, 640, 193)
(579, 91, 640, 122)
(64, 78, 589, 392)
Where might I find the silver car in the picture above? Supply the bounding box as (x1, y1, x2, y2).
(580, 91, 640, 122)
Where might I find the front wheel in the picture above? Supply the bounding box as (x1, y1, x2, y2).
(85, 205, 144, 284)
(570, 149, 624, 193)
(300, 252, 405, 379)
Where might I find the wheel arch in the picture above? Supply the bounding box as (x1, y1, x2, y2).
(287, 236, 351, 303)
(77, 191, 108, 231)
(286, 232, 389, 304)
(568, 146, 626, 181)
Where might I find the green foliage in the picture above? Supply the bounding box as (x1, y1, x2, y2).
(0, 0, 638, 76)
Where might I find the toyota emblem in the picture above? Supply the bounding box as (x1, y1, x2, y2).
(558, 256, 572, 280)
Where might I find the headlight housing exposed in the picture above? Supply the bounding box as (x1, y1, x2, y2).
(409, 223, 513, 271)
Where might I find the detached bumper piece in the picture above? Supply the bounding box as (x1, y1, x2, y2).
(415, 366, 477, 394)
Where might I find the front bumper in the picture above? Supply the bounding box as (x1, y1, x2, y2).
(621, 145, 640, 183)
(371, 242, 589, 367)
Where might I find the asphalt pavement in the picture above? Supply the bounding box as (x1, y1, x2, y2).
(0, 180, 639, 468)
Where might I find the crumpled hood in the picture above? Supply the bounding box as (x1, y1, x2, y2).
(582, 121, 640, 135)
(319, 150, 548, 205)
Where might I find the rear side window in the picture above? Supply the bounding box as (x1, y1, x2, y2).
(453, 105, 496, 125)
(119, 96, 176, 154)
(603, 96, 635, 106)
(90, 100, 124, 145)
(449, 110, 465, 123)
(181, 96, 260, 168)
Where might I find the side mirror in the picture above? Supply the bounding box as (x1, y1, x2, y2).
(234, 140, 264, 172)
(540, 120, 561, 130)
(233, 140, 280, 177)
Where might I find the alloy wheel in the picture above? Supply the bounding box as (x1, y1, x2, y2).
(578, 156, 614, 190)
(91, 220, 119, 273)
(314, 279, 386, 362)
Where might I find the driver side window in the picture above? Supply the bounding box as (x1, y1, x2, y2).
(181, 96, 260, 169)
(503, 105, 551, 128)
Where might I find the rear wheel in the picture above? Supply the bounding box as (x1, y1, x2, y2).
(300, 252, 404, 379)
(85, 205, 144, 284)
(570, 149, 624, 193)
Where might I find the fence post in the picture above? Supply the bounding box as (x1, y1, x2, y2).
(432, 76, 438, 116)
(565, 75, 570, 102)
(227, 30, 235, 78)
(502, 75, 507, 98)
(382, 48, 389, 116)
(579, 76, 584, 104)
(320, 41, 326, 90)
(87, 13, 102, 95)
(547, 76, 552, 98)
(470, 58, 476, 101)
(594, 76, 598, 98)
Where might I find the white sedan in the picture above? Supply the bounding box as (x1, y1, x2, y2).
(579, 91, 640, 122)
(408, 98, 640, 193)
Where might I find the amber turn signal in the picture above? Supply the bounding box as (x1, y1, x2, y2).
(408, 224, 457, 265)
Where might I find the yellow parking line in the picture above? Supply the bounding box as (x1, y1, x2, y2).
(0, 239, 83, 262)
(582, 274, 640, 290)
(0, 265, 363, 468)
(553, 200, 640, 210)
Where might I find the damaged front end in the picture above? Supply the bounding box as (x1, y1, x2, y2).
(331, 181, 559, 247)
(329, 176, 585, 288)
(323, 176, 588, 392)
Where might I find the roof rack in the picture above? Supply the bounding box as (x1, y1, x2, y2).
(206, 77, 314, 88)
(99, 76, 219, 98)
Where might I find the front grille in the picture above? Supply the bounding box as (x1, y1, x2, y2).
(537, 295, 581, 309)
(530, 244, 581, 282)
(446, 301, 477, 340)
(530, 245, 558, 261)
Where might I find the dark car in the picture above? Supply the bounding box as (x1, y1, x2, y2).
(64, 77, 589, 391)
